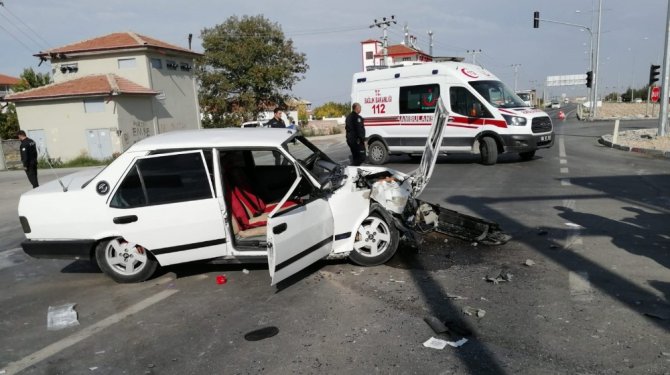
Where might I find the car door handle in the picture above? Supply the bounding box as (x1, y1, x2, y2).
(273, 223, 287, 234)
(113, 215, 138, 224)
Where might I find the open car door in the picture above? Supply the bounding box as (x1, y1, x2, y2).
(266, 175, 334, 285)
(409, 98, 449, 198)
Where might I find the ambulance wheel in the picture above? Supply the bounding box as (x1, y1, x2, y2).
(368, 140, 389, 165)
(95, 237, 157, 283)
(519, 150, 536, 161)
(479, 137, 498, 165)
(349, 208, 399, 266)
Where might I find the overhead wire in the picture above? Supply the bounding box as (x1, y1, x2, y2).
(0, 1, 50, 49)
(0, 20, 36, 54)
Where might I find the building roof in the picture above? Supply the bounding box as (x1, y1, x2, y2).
(4, 74, 157, 102)
(360, 39, 380, 44)
(35, 31, 201, 58)
(128, 128, 297, 152)
(374, 44, 430, 58)
(0, 74, 21, 86)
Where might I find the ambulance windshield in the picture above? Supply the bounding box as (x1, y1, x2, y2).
(469, 80, 529, 109)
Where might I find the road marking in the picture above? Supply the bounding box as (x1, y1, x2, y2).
(569, 271, 593, 302)
(560, 159, 567, 164)
(0, 248, 27, 271)
(558, 136, 566, 158)
(1, 289, 179, 375)
(562, 199, 576, 210)
(561, 179, 572, 186)
(560, 167, 569, 174)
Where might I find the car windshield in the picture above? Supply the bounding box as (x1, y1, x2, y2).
(470, 80, 529, 108)
(283, 135, 343, 188)
(517, 93, 530, 101)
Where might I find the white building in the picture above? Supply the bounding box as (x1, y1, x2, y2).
(6, 32, 202, 161)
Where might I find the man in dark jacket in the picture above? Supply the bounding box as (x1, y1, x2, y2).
(345, 102, 366, 166)
(17, 130, 39, 188)
(267, 108, 286, 128)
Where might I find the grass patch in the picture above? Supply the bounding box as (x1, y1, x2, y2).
(37, 154, 115, 169)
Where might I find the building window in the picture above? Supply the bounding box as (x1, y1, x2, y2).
(84, 98, 105, 113)
(118, 58, 137, 69)
(180, 62, 192, 71)
(402, 57, 412, 61)
(365, 51, 373, 60)
(150, 58, 162, 69)
(166, 60, 178, 70)
(60, 63, 78, 74)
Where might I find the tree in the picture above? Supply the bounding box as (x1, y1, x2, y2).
(313, 101, 350, 119)
(0, 68, 51, 139)
(197, 15, 309, 127)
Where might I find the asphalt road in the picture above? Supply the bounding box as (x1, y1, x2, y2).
(1, 117, 669, 374)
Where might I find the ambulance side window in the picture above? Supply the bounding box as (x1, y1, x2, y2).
(449, 87, 493, 118)
(399, 84, 440, 114)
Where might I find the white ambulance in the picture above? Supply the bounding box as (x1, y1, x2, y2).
(351, 62, 554, 165)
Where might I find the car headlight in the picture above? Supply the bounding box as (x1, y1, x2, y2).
(502, 115, 527, 126)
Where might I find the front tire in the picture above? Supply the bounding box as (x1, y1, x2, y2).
(95, 238, 158, 283)
(367, 140, 389, 165)
(349, 209, 399, 266)
(479, 137, 498, 165)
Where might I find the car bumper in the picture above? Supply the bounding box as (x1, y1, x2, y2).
(22, 239, 96, 260)
(501, 132, 555, 153)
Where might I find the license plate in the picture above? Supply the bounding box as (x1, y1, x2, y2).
(540, 135, 552, 142)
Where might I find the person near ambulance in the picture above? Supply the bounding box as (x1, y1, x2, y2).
(267, 108, 286, 128)
(17, 130, 39, 188)
(345, 102, 366, 166)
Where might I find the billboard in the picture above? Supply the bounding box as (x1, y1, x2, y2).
(546, 74, 587, 87)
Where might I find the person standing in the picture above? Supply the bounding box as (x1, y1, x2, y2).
(345, 102, 366, 166)
(17, 130, 39, 188)
(267, 108, 286, 128)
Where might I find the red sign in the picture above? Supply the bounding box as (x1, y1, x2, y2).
(651, 86, 661, 102)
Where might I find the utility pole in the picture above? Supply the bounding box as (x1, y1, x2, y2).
(511, 64, 521, 92)
(370, 15, 397, 66)
(659, 1, 670, 136)
(592, 0, 602, 118)
(466, 49, 482, 65)
(403, 22, 409, 45)
(428, 30, 434, 57)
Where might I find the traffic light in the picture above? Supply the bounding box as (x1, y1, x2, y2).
(586, 71, 593, 88)
(533, 11, 540, 28)
(649, 64, 661, 86)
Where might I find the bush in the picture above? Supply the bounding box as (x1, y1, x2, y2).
(37, 154, 115, 169)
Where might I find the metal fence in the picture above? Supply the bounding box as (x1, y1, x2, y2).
(0, 139, 22, 170)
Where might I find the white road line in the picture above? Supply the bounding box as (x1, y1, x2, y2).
(560, 167, 569, 174)
(2, 289, 179, 375)
(558, 136, 566, 158)
(561, 179, 572, 186)
(562, 199, 576, 210)
(560, 159, 567, 164)
(569, 271, 593, 302)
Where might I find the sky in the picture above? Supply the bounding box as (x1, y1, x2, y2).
(1, 0, 667, 105)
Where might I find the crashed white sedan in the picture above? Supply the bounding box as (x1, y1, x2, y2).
(19, 100, 509, 284)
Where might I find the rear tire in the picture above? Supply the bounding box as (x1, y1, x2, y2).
(479, 137, 498, 165)
(95, 238, 157, 283)
(368, 140, 389, 165)
(349, 208, 399, 266)
(519, 150, 536, 161)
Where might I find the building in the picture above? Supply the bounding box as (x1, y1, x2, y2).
(361, 39, 433, 70)
(0, 73, 21, 105)
(5, 32, 202, 161)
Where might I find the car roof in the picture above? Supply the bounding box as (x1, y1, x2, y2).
(127, 128, 297, 152)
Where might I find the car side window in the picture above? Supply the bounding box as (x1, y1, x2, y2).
(399, 84, 440, 114)
(449, 86, 493, 118)
(251, 150, 288, 166)
(111, 152, 213, 208)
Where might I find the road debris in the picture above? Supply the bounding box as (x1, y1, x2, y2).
(216, 275, 227, 285)
(486, 270, 513, 284)
(47, 303, 79, 331)
(463, 306, 486, 318)
(242, 269, 250, 275)
(446, 338, 469, 347)
(446, 293, 467, 300)
(423, 337, 448, 350)
(524, 259, 536, 267)
(244, 326, 279, 341)
(89, 367, 98, 371)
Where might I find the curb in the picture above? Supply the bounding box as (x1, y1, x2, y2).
(598, 137, 670, 159)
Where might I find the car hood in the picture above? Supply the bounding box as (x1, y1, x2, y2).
(22, 168, 103, 196)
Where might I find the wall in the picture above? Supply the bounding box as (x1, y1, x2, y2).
(115, 96, 157, 150)
(52, 52, 151, 86)
(14, 98, 121, 161)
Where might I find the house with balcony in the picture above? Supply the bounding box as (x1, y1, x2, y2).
(5, 32, 202, 161)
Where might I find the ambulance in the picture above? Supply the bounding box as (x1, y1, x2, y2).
(351, 62, 554, 165)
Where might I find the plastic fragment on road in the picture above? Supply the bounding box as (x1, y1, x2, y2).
(89, 367, 98, 371)
(244, 326, 279, 341)
(423, 337, 448, 350)
(463, 306, 486, 318)
(242, 269, 250, 275)
(417, 203, 439, 228)
(524, 259, 536, 267)
(486, 270, 513, 284)
(216, 275, 227, 284)
(446, 338, 468, 347)
(47, 303, 79, 331)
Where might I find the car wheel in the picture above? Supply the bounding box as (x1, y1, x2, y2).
(95, 238, 158, 283)
(479, 137, 498, 165)
(349, 209, 399, 266)
(368, 140, 389, 165)
(519, 150, 536, 161)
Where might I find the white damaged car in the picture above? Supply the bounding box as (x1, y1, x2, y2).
(18, 100, 509, 284)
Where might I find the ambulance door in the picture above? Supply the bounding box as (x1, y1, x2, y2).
(445, 86, 495, 151)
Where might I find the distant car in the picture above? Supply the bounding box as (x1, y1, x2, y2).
(633, 98, 643, 103)
(241, 121, 268, 128)
(550, 101, 561, 109)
